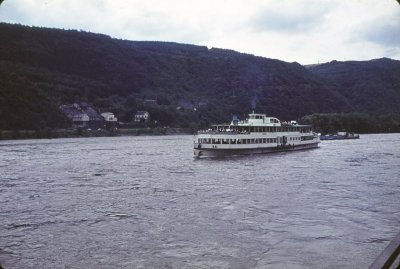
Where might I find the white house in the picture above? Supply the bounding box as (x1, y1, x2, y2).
(101, 112, 117, 122)
(134, 111, 150, 123)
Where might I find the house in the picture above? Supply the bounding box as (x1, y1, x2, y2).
(143, 99, 158, 106)
(59, 102, 104, 129)
(101, 112, 117, 122)
(134, 111, 150, 123)
(59, 104, 90, 127)
(76, 102, 104, 129)
(101, 112, 118, 128)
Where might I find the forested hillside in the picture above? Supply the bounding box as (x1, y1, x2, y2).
(1, 23, 399, 133)
(307, 58, 400, 114)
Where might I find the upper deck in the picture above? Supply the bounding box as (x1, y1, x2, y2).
(197, 112, 312, 135)
(235, 113, 281, 127)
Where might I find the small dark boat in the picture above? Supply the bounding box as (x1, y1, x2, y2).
(320, 132, 360, 140)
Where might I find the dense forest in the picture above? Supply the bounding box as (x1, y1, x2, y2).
(1, 23, 400, 134)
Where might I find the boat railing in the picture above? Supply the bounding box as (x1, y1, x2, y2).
(197, 130, 250, 135)
(369, 231, 400, 269)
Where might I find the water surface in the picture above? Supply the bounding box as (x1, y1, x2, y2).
(0, 134, 399, 268)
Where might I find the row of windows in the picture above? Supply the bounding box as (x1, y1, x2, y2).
(212, 126, 311, 133)
(301, 135, 315, 141)
(198, 136, 312, 145)
(198, 138, 277, 144)
(200, 137, 300, 144)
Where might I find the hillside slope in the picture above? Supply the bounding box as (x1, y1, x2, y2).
(1, 23, 399, 131)
(307, 58, 400, 113)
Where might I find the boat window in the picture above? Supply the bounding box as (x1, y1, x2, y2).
(301, 135, 314, 141)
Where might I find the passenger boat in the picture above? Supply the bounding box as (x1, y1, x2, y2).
(193, 112, 320, 158)
(320, 132, 360, 140)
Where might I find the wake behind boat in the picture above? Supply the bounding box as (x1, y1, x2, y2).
(193, 112, 320, 158)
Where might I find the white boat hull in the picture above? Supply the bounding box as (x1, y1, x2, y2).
(194, 142, 319, 158)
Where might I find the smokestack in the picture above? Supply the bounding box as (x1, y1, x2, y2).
(251, 95, 258, 110)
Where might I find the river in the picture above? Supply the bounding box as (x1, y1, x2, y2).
(0, 134, 399, 268)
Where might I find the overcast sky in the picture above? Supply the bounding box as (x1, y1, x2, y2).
(1, 0, 399, 64)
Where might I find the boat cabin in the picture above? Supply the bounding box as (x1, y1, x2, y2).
(231, 113, 281, 127)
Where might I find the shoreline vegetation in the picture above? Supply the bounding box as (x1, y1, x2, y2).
(2, 112, 400, 141)
(1, 126, 400, 141)
(0, 127, 192, 141)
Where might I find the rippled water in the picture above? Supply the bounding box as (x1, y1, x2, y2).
(0, 134, 399, 269)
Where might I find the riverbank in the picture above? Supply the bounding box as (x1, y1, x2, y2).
(0, 127, 192, 140)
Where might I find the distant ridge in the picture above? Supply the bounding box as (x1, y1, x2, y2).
(307, 58, 400, 113)
(0, 22, 399, 131)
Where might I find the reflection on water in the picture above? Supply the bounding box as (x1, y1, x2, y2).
(0, 134, 399, 269)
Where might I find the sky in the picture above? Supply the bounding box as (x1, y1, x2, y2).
(0, 0, 399, 64)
